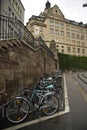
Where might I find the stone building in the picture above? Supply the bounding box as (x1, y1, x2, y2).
(0, 0, 25, 39)
(0, 0, 25, 23)
(26, 1, 87, 57)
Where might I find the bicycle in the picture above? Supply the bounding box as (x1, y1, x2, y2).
(0, 91, 31, 123)
(6, 86, 59, 123)
(37, 75, 63, 99)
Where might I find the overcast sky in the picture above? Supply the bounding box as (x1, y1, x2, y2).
(21, 0, 87, 25)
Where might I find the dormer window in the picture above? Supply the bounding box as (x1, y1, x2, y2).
(55, 10, 57, 13)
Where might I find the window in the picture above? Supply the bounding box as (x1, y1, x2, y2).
(8, 7, 11, 17)
(56, 45, 59, 47)
(60, 23, 64, 28)
(72, 33, 75, 38)
(81, 35, 84, 40)
(61, 49, 64, 53)
(76, 34, 80, 39)
(77, 48, 80, 53)
(67, 47, 71, 52)
(80, 29, 84, 33)
(55, 29, 59, 35)
(55, 10, 57, 13)
(55, 22, 59, 27)
(60, 31, 64, 36)
(73, 47, 76, 53)
(61, 46, 64, 48)
(82, 49, 85, 54)
(50, 20, 54, 26)
(12, 12, 14, 18)
(35, 27, 39, 35)
(67, 32, 70, 37)
(50, 28, 54, 34)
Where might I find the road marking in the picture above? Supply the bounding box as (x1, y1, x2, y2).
(64, 74, 70, 113)
(3, 74, 70, 130)
(78, 85, 87, 103)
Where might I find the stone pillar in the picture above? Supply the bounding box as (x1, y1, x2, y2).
(50, 40, 59, 71)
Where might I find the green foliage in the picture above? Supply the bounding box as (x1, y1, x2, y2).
(58, 53, 87, 71)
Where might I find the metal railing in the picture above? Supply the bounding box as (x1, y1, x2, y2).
(35, 37, 54, 58)
(0, 15, 34, 47)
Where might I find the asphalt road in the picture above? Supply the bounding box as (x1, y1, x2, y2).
(1, 72, 87, 130)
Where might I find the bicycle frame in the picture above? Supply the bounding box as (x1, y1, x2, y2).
(23, 88, 55, 112)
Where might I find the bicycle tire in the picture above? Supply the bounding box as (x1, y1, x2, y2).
(41, 94, 59, 116)
(55, 87, 63, 98)
(6, 97, 29, 123)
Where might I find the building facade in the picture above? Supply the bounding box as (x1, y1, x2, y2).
(0, 0, 25, 23)
(26, 1, 87, 57)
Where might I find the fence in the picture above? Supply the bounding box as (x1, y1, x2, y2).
(0, 15, 34, 47)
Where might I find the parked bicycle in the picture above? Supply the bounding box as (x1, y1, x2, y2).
(0, 72, 63, 124)
(36, 74, 63, 98)
(5, 85, 59, 123)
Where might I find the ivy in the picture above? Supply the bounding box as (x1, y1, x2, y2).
(58, 53, 87, 71)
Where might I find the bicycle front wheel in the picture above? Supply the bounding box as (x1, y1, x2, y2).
(41, 94, 59, 116)
(6, 97, 29, 123)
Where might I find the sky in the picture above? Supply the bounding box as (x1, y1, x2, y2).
(21, 0, 87, 25)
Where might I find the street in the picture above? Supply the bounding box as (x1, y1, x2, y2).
(1, 72, 87, 130)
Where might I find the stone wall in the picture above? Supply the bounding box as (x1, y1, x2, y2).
(0, 38, 57, 101)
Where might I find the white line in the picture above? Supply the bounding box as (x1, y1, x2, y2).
(64, 74, 70, 112)
(3, 74, 70, 130)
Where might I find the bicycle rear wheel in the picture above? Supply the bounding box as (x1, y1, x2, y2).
(41, 94, 59, 116)
(55, 87, 63, 98)
(6, 97, 29, 123)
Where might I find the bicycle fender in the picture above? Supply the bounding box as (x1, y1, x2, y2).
(14, 96, 30, 104)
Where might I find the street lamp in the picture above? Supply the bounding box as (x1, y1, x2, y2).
(83, 3, 87, 7)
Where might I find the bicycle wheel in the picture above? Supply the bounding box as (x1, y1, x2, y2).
(6, 97, 29, 123)
(41, 94, 59, 116)
(55, 87, 63, 98)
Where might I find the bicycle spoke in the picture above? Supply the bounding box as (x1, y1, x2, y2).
(6, 98, 29, 123)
